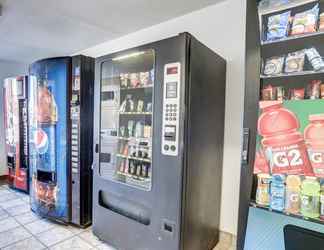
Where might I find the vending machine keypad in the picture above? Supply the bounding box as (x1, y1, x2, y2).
(162, 63, 181, 156)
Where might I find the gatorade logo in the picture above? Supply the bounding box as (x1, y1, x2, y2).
(309, 151, 324, 164)
(273, 149, 303, 168)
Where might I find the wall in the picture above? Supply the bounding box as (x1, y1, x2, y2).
(0, 60, 28, 175)
(80, 0, 247, 235)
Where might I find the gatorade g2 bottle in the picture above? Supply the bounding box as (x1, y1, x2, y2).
(304, 114, 324, 177)
(270, 174, 286, 211)
(301, 176, 320, 218)
(258, 101, 313, 176)
(285, 175, 301, 214)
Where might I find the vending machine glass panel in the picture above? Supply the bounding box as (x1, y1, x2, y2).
(29, 58, 70, 221)
(99, 50, 154, 191)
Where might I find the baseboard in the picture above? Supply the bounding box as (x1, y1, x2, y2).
(214, 231, 237, 250)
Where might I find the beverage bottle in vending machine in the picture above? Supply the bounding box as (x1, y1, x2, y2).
(320, 179, 324, 220)
(270, 174, 286, 211)
(304, 114, 324, 177)
(301, 177, 320, 218)
(285, 175, 301, 214)
(258, 101, 313, 175)
(256, 174, 271, 206)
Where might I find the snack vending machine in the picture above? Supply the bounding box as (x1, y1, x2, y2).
(28, 56, 94, 226)
(3, 76, 29, 193)
(93, 33, 226, 250)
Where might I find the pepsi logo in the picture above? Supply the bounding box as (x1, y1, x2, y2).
(34, 128, 48, 154)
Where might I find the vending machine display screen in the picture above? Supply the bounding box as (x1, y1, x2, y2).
(166, 82, 177, 98)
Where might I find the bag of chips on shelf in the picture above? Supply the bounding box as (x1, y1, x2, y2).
(262, 85, 277, 100)
(289, 88, 305, 100)
(284, 50, 306, 73)
(291, 4, 319, 35)
(319, 13, 324, 31)
(305, 47, 324, 71)
(266, 11, 291, 41)
(307, 80, 321, 99)
(263, 56, 285, 75)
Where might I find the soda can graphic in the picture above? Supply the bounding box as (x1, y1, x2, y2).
(34, 125, 56, 173)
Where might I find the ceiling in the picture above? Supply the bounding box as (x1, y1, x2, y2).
(0, 0, 221, 63)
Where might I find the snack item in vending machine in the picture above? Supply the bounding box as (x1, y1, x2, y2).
(306, 80, 321, 99)
(258, 101, 313, 175)
(305, 48, 324, 71)
(130, 73, 140, 88)
(262, 85, 277, 101)
(285, 175, 301, 214)
(270, 174, 286, 211)
(256, 173, 271, 206)
(120, 73, 129, 88)
(291, 4, 319, 35)
(289, 88, 305, 100)
(319, 13, 324, 31)
(321, 84, 324, 99)
(320, 179, 324, 219)
(304, 114, 324, 177)
(301, 176, 320, 218)
(140, 72, 150, 86)
(284, 50, 306, 73)
(266, 11, 291, 41)
(263, 56, 285, 75)
(276, 86, 285, 101)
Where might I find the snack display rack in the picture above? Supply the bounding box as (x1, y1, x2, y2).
(251, 0, 324, 226)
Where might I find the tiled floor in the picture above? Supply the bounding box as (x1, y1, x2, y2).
(0, 184, 115, 250)
(0, 183, 235, 250)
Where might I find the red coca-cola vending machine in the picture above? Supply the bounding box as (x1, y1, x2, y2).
(3, 76, 29, 193)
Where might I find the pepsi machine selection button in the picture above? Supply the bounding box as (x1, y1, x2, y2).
(171, 146, 176, 151)
(164, 145, 169, 151)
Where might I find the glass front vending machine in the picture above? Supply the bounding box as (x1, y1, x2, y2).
(3, 76, 29, 193)
(93, 33, 226, 250)
(28, 56, 94, 227)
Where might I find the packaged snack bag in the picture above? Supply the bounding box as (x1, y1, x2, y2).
(267, 11, 291, 41)
(320, 179, 324, 219)
(264, 56, 285, 75)
(291, 4, 319, 35)
(258, 101, 313, 175)
(319, 13, 324, 31)
(276, 86, 286, 101)
(289, 88, 305, 100)
(304, 114, 324, 177)
(305, 48, 324, 71)
(285, 50, 306, 73)
(306, 80, 321, 99)
(262, 85, 277, 100)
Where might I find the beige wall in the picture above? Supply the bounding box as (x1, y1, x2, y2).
(80, 0, 246, 235)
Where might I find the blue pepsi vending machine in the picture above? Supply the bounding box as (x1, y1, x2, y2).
(29, 56, 94, 226)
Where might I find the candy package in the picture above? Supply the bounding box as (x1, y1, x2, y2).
(262, 85, 277, 100)
(266, 11, 291, 41)
(284, 50, 305, 73)
(307, 80, 321, 99)
(263, 56, 285, 75)
(289, 88, 305, 100)
(276, 86, 285, 101)
(321, 84, 324, 99)
(305, 48, 324, 71)
(319, 13, 324, 31)
(291, 4, 319, 35)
